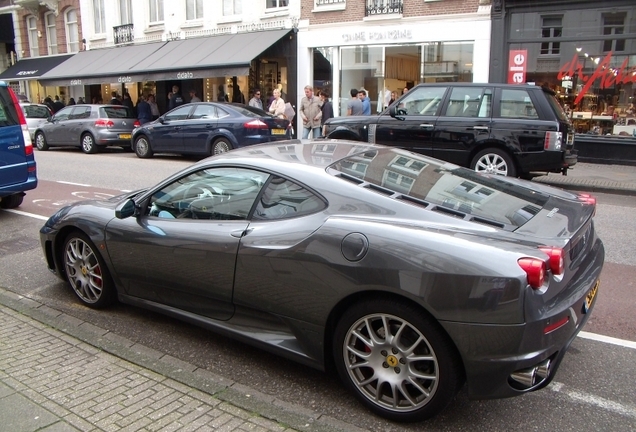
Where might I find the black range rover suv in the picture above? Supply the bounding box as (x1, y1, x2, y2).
(324, 83, 577, 177)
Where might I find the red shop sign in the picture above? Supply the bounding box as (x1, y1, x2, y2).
(557, 51, 636, 105)
(508, 50, 527, 84)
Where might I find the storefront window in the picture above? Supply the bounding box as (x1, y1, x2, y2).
(423, 42, 474, 83)
(340, 46, 384, 115)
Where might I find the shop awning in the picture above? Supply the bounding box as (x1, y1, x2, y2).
(0, 54, 74, 81)
(39, 29, 291, 86)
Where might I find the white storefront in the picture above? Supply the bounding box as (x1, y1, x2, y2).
(296, 11, 492, 116)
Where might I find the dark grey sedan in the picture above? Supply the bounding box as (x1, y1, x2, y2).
(34, 104, 139, 154)
(40, 140, 604, 422)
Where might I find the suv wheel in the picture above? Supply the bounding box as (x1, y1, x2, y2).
(471, 148, 516, 177)
(81, 133, 98, 154)
(0, 193, 24, 209)
(134, 135, 154, 158)
(35, 132, 49, 151)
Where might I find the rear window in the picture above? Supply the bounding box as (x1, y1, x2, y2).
(101, 106, 134, 118)
(544, 91, 569, 122)
(22, 105, 50, 119)
(0, 88, 20, 127)
(231, 104, 270, 118)
(327, 149, 550, 228)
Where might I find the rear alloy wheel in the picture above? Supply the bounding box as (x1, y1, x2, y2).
(0, 193, 24, 209)
(212, 138, 232, 155)
(63, 232, 116, 308)
(81, 133, 98, 154)
(134, 135, 154, 158)
(333, 299, 463, 422)
(471, 148, 516, 177)
(35, 132, 49, 151)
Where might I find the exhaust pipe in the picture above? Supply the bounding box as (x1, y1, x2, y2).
(509, 359, 552, 390)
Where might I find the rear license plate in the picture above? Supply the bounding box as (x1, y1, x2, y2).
(272, 129, 286, 135)
(583, 279, 600, 313)
(119, 134, 131, 139)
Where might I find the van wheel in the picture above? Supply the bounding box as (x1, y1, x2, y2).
(81, 133, 98, 154)
(471, 148, 516, 177)
(35, 132, 49, 151)
(0, 193, 24, 209)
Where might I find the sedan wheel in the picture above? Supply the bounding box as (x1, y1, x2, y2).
(471, 148, 516, 177)
(334, 299, 463, 422)
(63, 232, 116, 308)
(212, 138, 232, 155)
(134, 135, 154, 158)
(81, 133, 98, 154)
(35, 132, 49, 151)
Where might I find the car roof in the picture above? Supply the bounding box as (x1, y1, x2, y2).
(414, 82, 548, 93)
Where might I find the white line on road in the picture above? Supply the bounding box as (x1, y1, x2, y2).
(56, 180, 92, 187)
(549, 382, 636, 420)
(4, 209, 49, 221)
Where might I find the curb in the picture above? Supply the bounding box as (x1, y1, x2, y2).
(531, 178, 636, 196)
(0, 287, 369, 432)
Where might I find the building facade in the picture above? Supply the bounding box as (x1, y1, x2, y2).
(297, 0, 492, 116)
(490, 0, 636, 136)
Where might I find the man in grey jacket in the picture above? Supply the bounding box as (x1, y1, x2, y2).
(299, 85, 322, 139)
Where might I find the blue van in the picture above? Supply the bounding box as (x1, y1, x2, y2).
(0, 82, 37, 209)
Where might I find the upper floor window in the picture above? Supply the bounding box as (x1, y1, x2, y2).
(603, 13, 626, 52)
(186, 0, 203, 20)
(355, 47, 369, 64)
(93, 0, 106, 34)
(149, 0, 165, 23)
(266, 0, 288, 8)
(119, 0, 133, 25)
(65, 9, 80, 52)
(45, 12, 58, 55)
(223, 0, 242, 15)
(27, 16, 39, 57)
(540, 16, 562, 55)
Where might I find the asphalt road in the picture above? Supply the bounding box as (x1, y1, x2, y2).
(1, 147, 635, 431)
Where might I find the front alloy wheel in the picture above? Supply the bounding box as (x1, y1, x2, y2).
(134, 135, 154, 158)
(334, 299, 463, 422)
(63, 233, 115, 308)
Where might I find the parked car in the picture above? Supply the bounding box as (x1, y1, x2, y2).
(20, 102, 52, 140)
(40, 140, 603, 422)
(324, 83, 578, 178)
(131, 102, 291, 158)
(34, 104, 139, 154)
(0, 82, 37, 209)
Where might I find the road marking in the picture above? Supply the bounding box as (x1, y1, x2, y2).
(549, 382, 636, 420)
(3, 209, 49, 221)
(57, 181, 92, 187)
(578, 331, 636, 350)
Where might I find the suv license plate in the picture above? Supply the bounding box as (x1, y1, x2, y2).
(272, 129, 286, 135)
(119, 134, 131, 139)
(583, 279, 600, 313)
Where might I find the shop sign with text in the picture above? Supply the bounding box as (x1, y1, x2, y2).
(508, 50, 527, 84)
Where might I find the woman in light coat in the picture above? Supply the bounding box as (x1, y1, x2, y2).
(269, 88, 286, 118)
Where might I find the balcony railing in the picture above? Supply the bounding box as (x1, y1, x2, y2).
(113, 23, 134, 45)
(315, 0, 346, 5)
(366, 0, 403, 16)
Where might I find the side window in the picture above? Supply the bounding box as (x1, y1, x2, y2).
(444, 87, 489, 118)
(396, 86, 448, 116)
(499, 89, 539, 119)
(164, 105, 192, 121)
(216, 106, 231, 119)
(192, 104, 217, 120)
(69, 106, 91, 119)
(53, 107, 73, 121)
(147, 167, 269, 220)
(253, 176, 326, 220)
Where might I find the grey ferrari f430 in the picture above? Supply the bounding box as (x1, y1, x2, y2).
(40, 140, 604, 422)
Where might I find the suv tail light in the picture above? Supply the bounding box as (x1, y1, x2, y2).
(244, 119, 268, 129)
(539, 246, 565, 275)
(8, 87, 33, 154)
(518, 258, 546, 289)
(95, 119, 115, 128)
(544, 131, 562, 151)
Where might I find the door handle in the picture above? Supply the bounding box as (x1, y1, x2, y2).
(473, 126, 489, 131)
(174, 126, 181, 131)
(231, 228, 253, 238)
(419, 124, 434, 129)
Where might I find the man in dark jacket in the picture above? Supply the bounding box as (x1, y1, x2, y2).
(109, 91, 122, 105)
(136, 95, 153, 125)
(319, 91, 334, 137)
(168, 85, 184, 110)
(52, 95, 65, 113)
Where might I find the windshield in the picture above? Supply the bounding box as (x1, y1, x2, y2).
(328, 149, 550, 228)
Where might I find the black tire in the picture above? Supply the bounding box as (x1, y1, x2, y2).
(212, 138, 233, 155)
(35, 132, 49, 151)
(134, 135, 154, 158)
(0, 193, 24, 209)
(470, 148, 517, 177)
(333, 298, 464, 422)
(62, 231, 116, 308)
(81, 133, 98, 154)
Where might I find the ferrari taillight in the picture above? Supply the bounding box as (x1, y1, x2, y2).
(539, 246, 565, 275)
(577, 193, 597, 216)
(518, 258, 546, 289)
